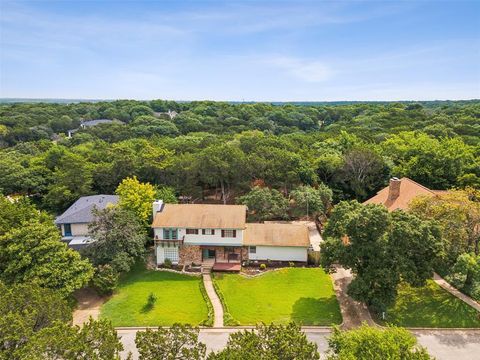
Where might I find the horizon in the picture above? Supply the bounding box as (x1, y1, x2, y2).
(1, 0, 479, 101)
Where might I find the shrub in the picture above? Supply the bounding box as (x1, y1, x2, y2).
(92, 265, 119, 295)
(260, 263, 267, 270)
(289, 262, 295, 267)
(164, 258, 172, 268)
(148, 292, 157, 306)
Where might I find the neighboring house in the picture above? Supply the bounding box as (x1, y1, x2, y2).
(55, 195, 119, 249)
(363, 177, 448, 212)
(152, 201, 310, 271)
(67, 119, 124, 138)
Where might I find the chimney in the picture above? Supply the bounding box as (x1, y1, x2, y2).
(388, 177, 401, 201)
(152, 200, 164, 219)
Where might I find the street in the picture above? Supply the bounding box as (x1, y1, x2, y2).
(117, 328, 480, 359)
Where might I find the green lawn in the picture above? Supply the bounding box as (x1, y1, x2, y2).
(213, 268, 342, 325)
(100, 264, 209, 327)
(381, 280, 480, 328)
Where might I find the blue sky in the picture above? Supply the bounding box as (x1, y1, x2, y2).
(0, 0, 479, 101)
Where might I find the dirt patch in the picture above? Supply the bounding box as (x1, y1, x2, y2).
(72, 288, 108, 326)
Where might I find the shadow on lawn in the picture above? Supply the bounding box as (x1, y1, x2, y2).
(291, 296, 342, 325)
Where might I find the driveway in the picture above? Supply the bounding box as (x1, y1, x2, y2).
(117, 328, 480, 359)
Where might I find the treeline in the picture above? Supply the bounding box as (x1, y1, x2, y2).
(1, 100, 479, 146)
(1, 130, 478, 215)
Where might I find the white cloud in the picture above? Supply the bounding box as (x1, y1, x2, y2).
(263, 56, 333, 82)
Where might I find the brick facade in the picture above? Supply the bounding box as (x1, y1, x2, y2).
(179, 245, 202, 265)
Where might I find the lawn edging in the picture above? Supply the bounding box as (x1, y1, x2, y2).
(199, 278, 214, 327)
(211, 274, 240, 326)
(155, 267, 201, 277)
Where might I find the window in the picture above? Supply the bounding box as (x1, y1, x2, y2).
(164, 247, 178, 262)
(249, 246, 256, 254)
(224, 246, 235, 252)
(202, 229, 215, 235)
(163, 228, 178, 240)
(221, 229, 236, 238)
(186, 229, 199, 235)
(64, 224, 72, 237)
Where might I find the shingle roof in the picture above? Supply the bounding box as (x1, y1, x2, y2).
(363, 177, 443, 212)
(243, 223, 310, 247)
(81, 119, 118, 127)
(152, 204, 247, 229)
(55, 195, 119, 224)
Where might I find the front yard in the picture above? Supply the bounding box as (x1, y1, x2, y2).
(100, 264, 209, 327)
(213, 268, 342, 325)
(380, 280, 480, 328)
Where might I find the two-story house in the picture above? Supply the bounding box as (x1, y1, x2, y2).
(152, 200, 310, 271)
(55, 195, 119, 249)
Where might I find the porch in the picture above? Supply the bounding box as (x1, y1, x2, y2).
(201, 245, 243, 273)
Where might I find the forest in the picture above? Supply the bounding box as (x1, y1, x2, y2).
(0, 99, 478, 215)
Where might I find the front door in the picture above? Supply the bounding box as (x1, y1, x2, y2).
(202, 248, 216, 260)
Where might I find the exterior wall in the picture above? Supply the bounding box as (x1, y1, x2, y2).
(179, 245, 202, 265)
(61, 223, 89, 237)
(156, 243, 180, 265)
(153, 227, 243, 246)
(247, 246, 308, 262)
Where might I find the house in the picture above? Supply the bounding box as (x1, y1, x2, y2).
(55, 195, 119, 249)
(67, 119, 124, 138)
(363, 177, 448, 212)
(151, 200, 310, 271)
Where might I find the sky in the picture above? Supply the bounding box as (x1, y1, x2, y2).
(0, 0, 479, 101)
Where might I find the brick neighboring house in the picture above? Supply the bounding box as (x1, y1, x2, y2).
(54, 195, 119, 249)
(363, 177, 448, 212)
(151, 200, 310, 270)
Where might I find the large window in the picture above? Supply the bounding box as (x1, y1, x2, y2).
(64, 224, 72, 237)
(186, 229, 199, 235)
(164, 248, 179, 262)
(221, 229, 236, 238)
(202, 229, 215, 235)
(163, 228, 178, 240)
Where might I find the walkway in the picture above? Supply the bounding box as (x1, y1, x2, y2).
(330, 266, 376, 329)
(202, 274, 224, 327)
(433, 273, 480, 312)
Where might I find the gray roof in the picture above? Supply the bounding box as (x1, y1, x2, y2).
(81, 119, 117, 127)
(55, 195, 119, 224)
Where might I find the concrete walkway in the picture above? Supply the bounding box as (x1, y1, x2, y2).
(433, 273, 480, 312)
(203, 274, 224, 327)
(331, 266, 376, 329)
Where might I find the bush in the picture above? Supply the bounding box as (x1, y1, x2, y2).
(92, 265, 119, 295)
(164, 258, 172, 268)
(260, 263, 267, 270)
(148, 292, 157, 306)
(289, 262, 295, 267)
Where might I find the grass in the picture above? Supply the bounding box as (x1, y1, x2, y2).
(380, 280, 480, 328)
(213, 268, 342, 325)
(100, 264, 209, 327)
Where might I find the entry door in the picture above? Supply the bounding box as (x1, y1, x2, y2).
(202, 249, 216, 260)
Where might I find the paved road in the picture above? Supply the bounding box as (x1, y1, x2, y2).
(117, 328, 480, 359)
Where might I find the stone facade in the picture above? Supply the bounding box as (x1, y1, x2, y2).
(179, 245, 202, 265)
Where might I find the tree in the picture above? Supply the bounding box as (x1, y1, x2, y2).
(409, 188, 480, 264)
(91, 264, 119, 295)
(0, 218, 93, 297)
(326, 324, 433, 360)
(0, 282, 72, 358)
(131, 115, 179, 137)
(156, 186, 178, 204)
(321, 202, 441, 312)
(446, 253, 480, 300)
(82, 207, 146, 273)
(290, 184, 333, 218)
(116, 176, 157, 226)
(209, 323, 319, 360)
(135, 324, 206, 360)
(18, 318, 124, 360)
(237, 186, 289, 221)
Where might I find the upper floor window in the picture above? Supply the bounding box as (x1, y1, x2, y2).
(202, 229, 215, 235)
(163, 228, 178, 240)
(64, 224, 72, 237)
(221, 229, 236, 238)
(186, 228, 199, 235)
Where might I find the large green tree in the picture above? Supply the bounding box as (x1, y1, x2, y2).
(82, 207, 146, 273)
(321, 202, 442, 312)
(326, 324, 433, 360)
(208, 323, 319, 360)
(135, 324, 206, 360)
(237, 186, 289, 221)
